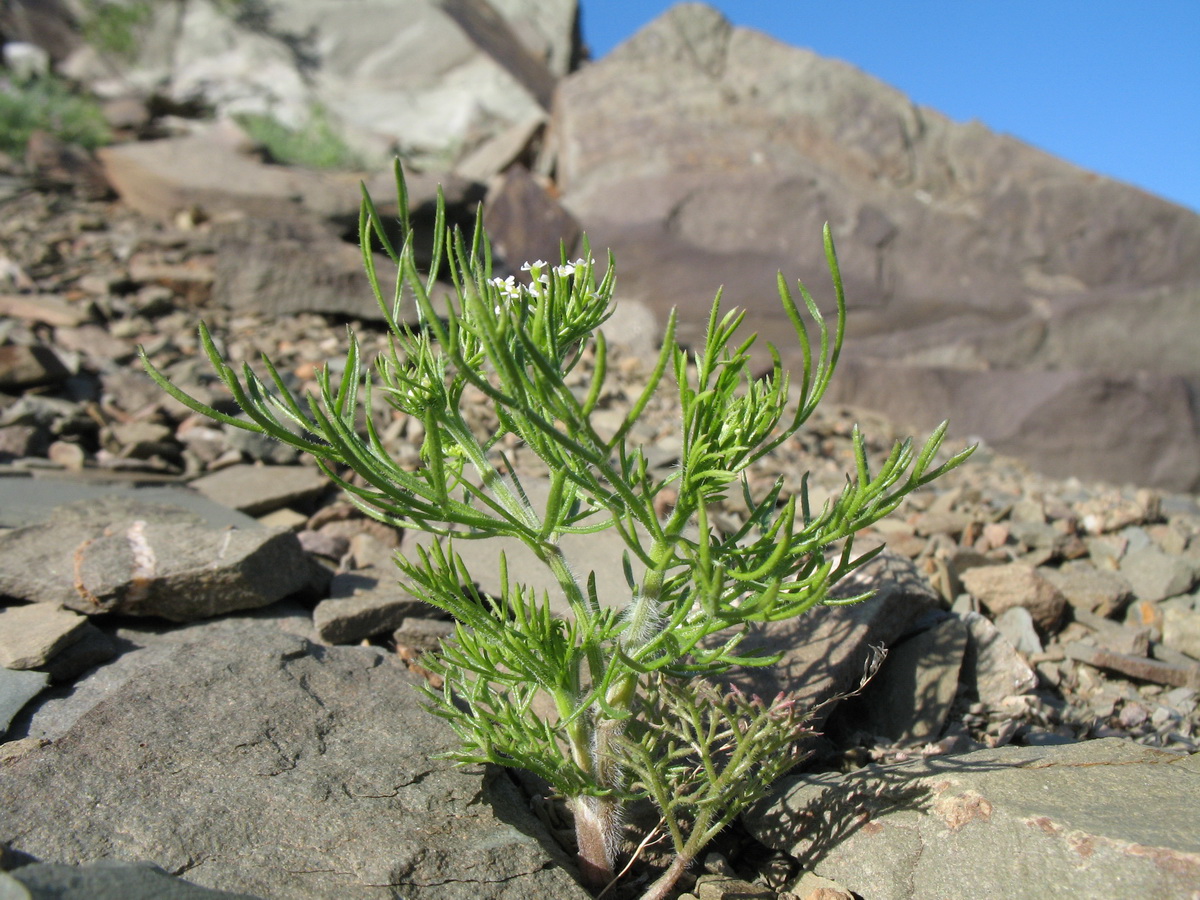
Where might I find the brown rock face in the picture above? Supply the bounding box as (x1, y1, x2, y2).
(551, 3, 1200, 490)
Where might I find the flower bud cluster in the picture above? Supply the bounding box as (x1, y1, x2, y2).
(488, 258, 592, 311)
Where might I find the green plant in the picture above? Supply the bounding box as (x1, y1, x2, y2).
(80, 0, 152, 61)
(0, 73, 110, 156)
(141, 162, 972, 899)
(234, 107, 364, 171)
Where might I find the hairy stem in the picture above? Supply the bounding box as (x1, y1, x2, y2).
(573, 795, 618, 890)
(639, 853, 692, 900)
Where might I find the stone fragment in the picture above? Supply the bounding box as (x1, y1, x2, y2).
(189, 463, 330, 517)
(1119, 545, 1199, 602)
(36, 622, 118, 683)
(296, 528, 350, 561)
(0, 293, 92, 327)
(957, 611, 1038, 707)
(695, 874, 774, 900)
(0, 666, 49, 737)
(1077, 489, 1162, 534)
(850, 614, 967, 744)
(392, 617, 455, 652)
(6, 860, 261, 899)
(1039, 560, 1133, 616)
(25, 129, 111, 199)
(0, 603, 89, 669)
(723, 554, 943, 727)
(960, 562, 1066, 632)
(0, 615, 588, 899)
(0, 344, 69, 389)
(0, 497, 311, 621)
(313, 572, 428, 644)
(790, 872, 854, 900)
(1163, 604, 1200, 660)
(1070, 607, 1151, 657)
(483, 164, 581, 272)
(46, 440, 87, 470)
(1065, 641, 1200, 689)
(454, 113, 546, 181)
(744, 739, 1200, 899)
(993, 606, 1042, 655)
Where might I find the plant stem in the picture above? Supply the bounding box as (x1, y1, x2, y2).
(639, 853, 692, 900)
(573, 795, 618, 890)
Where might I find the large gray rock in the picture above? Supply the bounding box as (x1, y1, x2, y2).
(723, 553, 944, 725)
(65, 0, 579, 171)
(4, 861, 261, 900)
(552, 3, 1200, 491)
(744, 738, 1200, 899)
(0, 614, 589, 900)
(0, 497, 311, 621)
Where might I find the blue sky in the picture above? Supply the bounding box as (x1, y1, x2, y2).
(580, 2, 1200, 214)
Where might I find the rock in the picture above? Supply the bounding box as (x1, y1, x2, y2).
(694, 873, 774, 899)
(313, 571, 428, 644)
(847, 613, 967, 744)
(24, 130, 111, 199)
(0, 667, 49, 738)
(552, 4, 1200, 491)
(1065, 641, 1200, 689)
(957, 611, 1038, 708)
(35, 622, 118, 683)
(0, 344, 69, 389)
(95, 126, 363, 224)
(189, 463, 330, 517)
(1163, 604, 1200, 660)
(454, 113, 546, 182)
(5, 860, 262, 900)
(744, 738, 1200, 899)
(0, 497, 312, 621)
(483, 164, 581, 272)
(0, 603, 90, 669)
(2, 40, 50, 80)
(1039, 560, 1133, 617)
(0, 293, 93, 328)
(1119, 545, 1200, 602)
(0, 477, 259, 531)
(960, 562, 1066, 632)
(993, 606, 1043, 656)
(207, 212, 383, 320)
(73, 0, 577, 172)
(0, 614, 589, 900)
(296, 528, 350, 561)
(393, 617, 455, 652)
(725, 553, 943, 725)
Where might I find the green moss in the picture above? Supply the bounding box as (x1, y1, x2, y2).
(0, 74, 111, 156)
(234, 108, 365, 171)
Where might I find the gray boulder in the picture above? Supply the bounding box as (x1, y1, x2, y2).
(551, 3, 1200, 491)
(744, 738, 1200, 899)
(0, 613, 589, 900)
(64, 0, 579, 172)
(3, 861, 261, 900)
(0, 497, 311, 621)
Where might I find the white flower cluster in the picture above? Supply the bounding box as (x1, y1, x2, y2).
(488, 258, 591, 312)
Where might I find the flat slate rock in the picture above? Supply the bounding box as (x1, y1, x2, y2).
(744, 738, 1200, 899)
(0, 614, 589, 900)
(0, 497, 310, 621)
(0, 476, 261, 530)
(2, 860, 262, 900)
